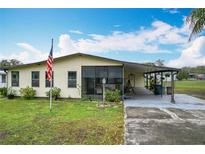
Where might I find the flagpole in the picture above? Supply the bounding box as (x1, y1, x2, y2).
(50, 76, 52, 112)
(50, 38, 53, 112)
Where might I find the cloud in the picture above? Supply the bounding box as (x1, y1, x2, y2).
(69, 30, 84, 34)
(58, 20, 188, 55)
(16, 43, 44, 56)
(58, 34, 78, 55)
(3, 18, 197, 67)
(0, 43, 48, 63)
(167, 36, 205, 68)
(0, 51, 29, 63)
(162, 8, 179, 14)
(16, 43, 48, 62)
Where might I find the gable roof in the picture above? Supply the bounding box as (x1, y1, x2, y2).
(3, 52, 179, 72)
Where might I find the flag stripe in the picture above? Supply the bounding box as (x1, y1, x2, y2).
(46, 39, 53, 81)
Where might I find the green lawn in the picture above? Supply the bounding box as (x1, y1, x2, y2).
(174, 80, 205, 100)
(0, 98, 124, 145)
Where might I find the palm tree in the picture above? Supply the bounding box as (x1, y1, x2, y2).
(186, 8, 205, 41)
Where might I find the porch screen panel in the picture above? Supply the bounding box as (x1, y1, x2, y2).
(82, 67, 95, 95)
(95, 67, 108, 84)
(82, 66, 123, 98)
(108, 67, 122, 84)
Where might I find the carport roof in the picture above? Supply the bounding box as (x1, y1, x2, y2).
(3, 52, 179, 72)
(123, 62, 179, 73)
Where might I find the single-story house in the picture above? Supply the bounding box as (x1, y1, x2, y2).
(188, 73, 205, 80)
(5, 53, 179, 100)
(0, 69, 7, 88)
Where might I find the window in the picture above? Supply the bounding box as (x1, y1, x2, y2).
(68, 71, 77, 88)
(11, 71, 19, 87)
(2, 74, 6, 83)
(31, 71, 40, 87)
(45, 71, 54, 87)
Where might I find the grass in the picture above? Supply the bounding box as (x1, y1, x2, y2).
(174, 80, 205, 100)
(0, 98, 124, 145)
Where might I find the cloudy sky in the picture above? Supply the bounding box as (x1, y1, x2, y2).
(0, 8, 205, 68)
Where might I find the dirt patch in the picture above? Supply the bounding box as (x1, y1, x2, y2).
(168, 108, 197, 119)
(126, 107, 172, 119)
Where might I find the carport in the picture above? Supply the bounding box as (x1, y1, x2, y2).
(144, 69, 178, 103)
(123, 62, 179, 103)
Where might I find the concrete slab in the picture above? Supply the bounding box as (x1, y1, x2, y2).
(124, 94, 205, 110)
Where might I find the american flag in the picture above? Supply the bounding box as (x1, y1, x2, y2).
(47, 39, 53, 81)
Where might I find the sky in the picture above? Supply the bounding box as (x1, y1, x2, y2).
(0, 8, 205, 68)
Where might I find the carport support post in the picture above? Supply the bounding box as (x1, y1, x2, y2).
(154, 73, 157, 93)
(161, 72, 163, 97)
(171, 71, 175, 103)
(148, 73, 150, 89)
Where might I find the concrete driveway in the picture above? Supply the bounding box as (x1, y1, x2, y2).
(124, 94, 205, 145)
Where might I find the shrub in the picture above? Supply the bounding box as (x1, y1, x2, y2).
(7, 87, 16, 99)
(0, 87, 7, 97)
(105, 89, 121, 102)
(20, 86, 36, 99)
(46, 87, 61, 100)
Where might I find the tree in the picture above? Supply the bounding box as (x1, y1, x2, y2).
(0, 59, 22, 67)
(176, 69, 189, 80)
(10, 59, 22, 66)
(186, 8, 205, 41)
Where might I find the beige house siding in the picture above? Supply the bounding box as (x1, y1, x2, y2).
(124, 69, 144, 88)
(8, 55, 122, 98)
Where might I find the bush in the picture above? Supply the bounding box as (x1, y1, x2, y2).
(105, 89, 121, 102)
(7, 87, 16, 99)
(0, 87, 7, 97)
(46, 87, 61, 100)
(20, 86, 36, 99)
